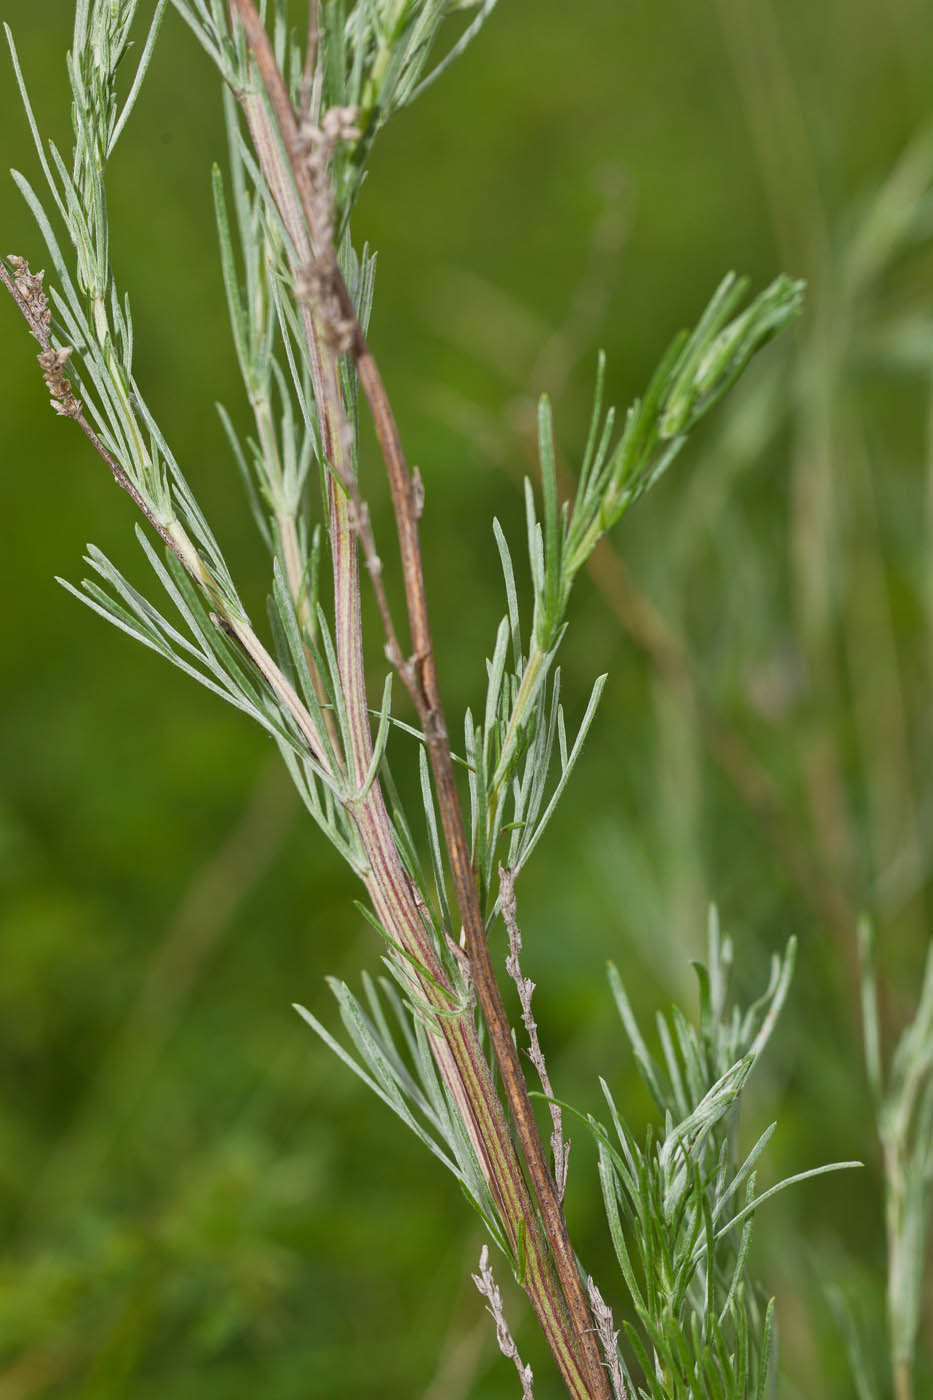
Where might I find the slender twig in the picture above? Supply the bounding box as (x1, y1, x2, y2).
(586, 1277, 627, 1400)
(472, 1245, 535, 1399)
(501, 865, 570, 1202)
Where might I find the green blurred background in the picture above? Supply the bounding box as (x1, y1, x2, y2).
(1, 2, 931, 1396)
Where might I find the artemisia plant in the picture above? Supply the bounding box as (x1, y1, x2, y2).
(3, 3, 857, 1395)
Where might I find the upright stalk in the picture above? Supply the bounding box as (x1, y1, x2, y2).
(226, 3, 609, 1393)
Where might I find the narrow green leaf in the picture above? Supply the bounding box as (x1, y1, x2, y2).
(753, 1299, 776, 1400)
(715, 1161, 862, 1240)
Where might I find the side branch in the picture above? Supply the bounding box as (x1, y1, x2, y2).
(473, 1245, 535, 1399)
(3, 255, 335, 781)
(501, 865, 570, 1203)
(1, 257, 181, 561)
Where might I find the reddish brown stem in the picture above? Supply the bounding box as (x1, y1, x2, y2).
(354, 337, 609, 1400)
(226, 3, 609, 1394)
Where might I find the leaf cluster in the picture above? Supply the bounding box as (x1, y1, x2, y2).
(460, 276, 803, 914)
(294, 965, 509, 1250)
(173, 0, 499, 219)
(589, 916, 859, 1399)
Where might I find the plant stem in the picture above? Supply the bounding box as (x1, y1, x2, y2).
(226, 3, 609, 1393)
(491, 639, 548, 797)
(894, 1359, 913, 1400)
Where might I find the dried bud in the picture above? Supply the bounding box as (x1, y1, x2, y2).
(37, 345, 80, 418)
(7, 254, 53, 340)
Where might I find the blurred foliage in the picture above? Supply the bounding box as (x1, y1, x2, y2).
(1, 1, 932, 1396)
